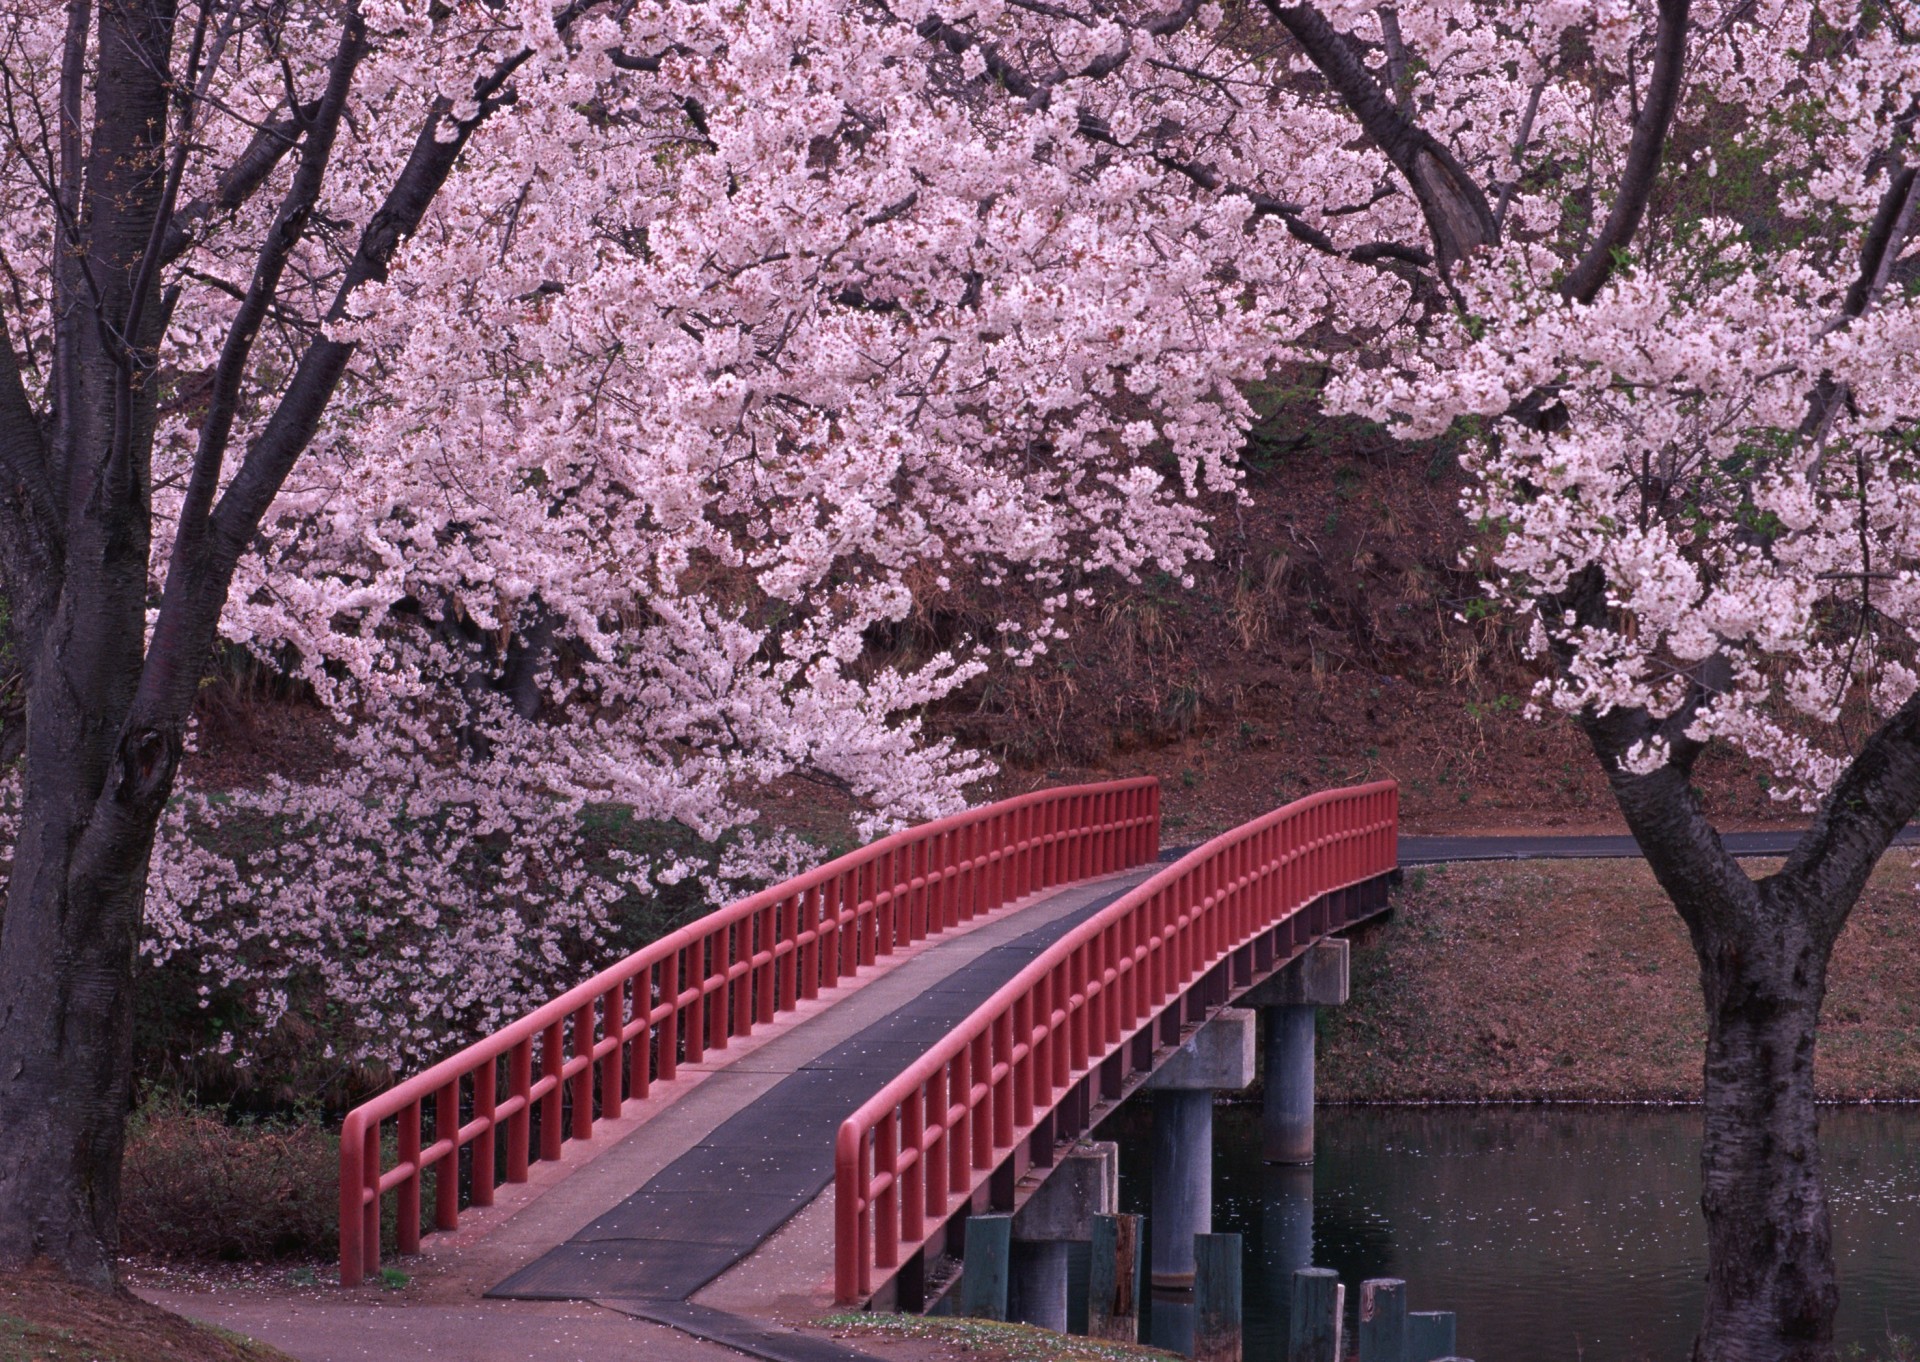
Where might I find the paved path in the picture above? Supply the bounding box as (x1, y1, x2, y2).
(1398, 826, 1920, 864)
(491, 876, 1146, 1303)
(148, 867, 1159, 1362)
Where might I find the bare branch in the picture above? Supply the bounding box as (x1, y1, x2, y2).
(1803, 164, 1920, 449)
(1263, 1, 1496, 276)
(1559, 0, 1691, 303)
(0, 314, 61, 610)
(1493, 76, 1547, 235)
(1774, 689, 1920, 943)
(1376, 5, 1411, 106)
(159, 103, 316, 267)
(164, 6, 367, 615)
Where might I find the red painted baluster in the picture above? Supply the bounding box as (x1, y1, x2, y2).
(601, 983, 625, 1120)
(901, 1088, 925, 1246)
(875, 1113, 900, 1269)
(992, 1012, 1015, 1149)
(685, 940, 709, 1063)
(757, 902, 777, 1023)
(800, 886, 822, 1000)
(777, 894, 797, 1013)
(507, 1037, 532, 1182)
(969, 1034, 992, 1168)
(655, 955, 678, 1083)
(398, 1102, 422, 1254)
(731, 920, 753, 1040)
(540, 1020, 565, 1161)
(571, 1001, 596, 1139)
(1071, 946, 1090, 1072)
(1013, 993, 1036, 1127)
(360, 1121, 380, 1278)
(923, 1069, 948, 1222)
(948, 1051, 971, 1189)
(861, 859, 880, 966)
(822, 878, 844, 986)
(473, 1058, 497, 1208)
(1034, 979, 1057, 1110)
(435, 1080, 459, 1231)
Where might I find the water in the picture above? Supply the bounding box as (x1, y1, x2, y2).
(1096, 1103, 1920, 1361)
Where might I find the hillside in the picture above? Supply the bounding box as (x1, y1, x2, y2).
(933, 403, 1789, 839)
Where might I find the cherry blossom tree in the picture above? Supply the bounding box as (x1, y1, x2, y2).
(835, 1, 1919, 1357)
(0, 0, 1320, 1288)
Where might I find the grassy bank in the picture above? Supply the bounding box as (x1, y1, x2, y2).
(1318, 855, 1920, 1102)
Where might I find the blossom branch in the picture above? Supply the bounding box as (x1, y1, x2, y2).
(1262, 0, 1496, 275)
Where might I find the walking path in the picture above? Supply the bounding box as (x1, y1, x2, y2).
(489, 876, 1144, 1305)
(143, 866, 1159, 1362)
(1399, 827, 1920, 863)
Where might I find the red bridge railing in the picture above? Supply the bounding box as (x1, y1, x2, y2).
(338, 778, 1159, 1286)
(832, 780, 1398, 1303)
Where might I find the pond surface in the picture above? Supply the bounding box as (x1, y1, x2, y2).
(1095, 1104, 1920, 1361)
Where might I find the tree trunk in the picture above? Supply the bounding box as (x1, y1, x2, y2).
(0, 688, 168, 1285)
(1692, 900, 1839, 1362)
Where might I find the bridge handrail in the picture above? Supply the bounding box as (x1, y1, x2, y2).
(832, 779, 1398, 1302)
(338, 777, 1160, 1286)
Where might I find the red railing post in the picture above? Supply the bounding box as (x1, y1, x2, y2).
(875, 1113, 900, 1270)
(834, 1122, 869, 1303)
(731, 919, 753, 1041)
(338, 1113, 366, 1287)
(901, 1087, 925, 1245)
(570, 1001, 595, 1140)
(507, 1037, 532, 1182)
(434, 1080, 459, 1232)
(539, 1020, 565, 1162)
(473, 1058, 497, 1208)
(601, 983, 625, 1121)
(397, 1102, 422, 1254)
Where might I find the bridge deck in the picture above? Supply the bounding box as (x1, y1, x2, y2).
(481, 866, 1159, 1307)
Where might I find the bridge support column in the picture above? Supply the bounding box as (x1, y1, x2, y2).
(1240, 940, 1348, 1164)
(1145, 1009, 1255, 1288)
(1009, 1142, 1117, 1332)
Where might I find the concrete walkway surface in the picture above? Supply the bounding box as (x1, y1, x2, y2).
(139, 866, 1159, 1362)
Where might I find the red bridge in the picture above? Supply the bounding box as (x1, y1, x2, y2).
(336, 777, 1399, 1352)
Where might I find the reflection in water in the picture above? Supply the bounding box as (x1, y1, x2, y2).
(1096, 1104, 1920, 1362)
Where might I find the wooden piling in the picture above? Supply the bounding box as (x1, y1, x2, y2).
(1287, 1267, 1339, 1362)
(1193, 1233, 1243, 1362)
(1358, 1277, 1407, 1362)
(1406, 1310, 1457, 1362)
(1088, 1214, 1143, 1342)
(959, 1214, 1012, 1321)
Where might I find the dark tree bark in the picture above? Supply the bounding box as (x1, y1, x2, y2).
(1554, 559, 1920, 1362)
(0, 0, 599, 1287)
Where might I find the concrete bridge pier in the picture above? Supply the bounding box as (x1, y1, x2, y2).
(1242, 941, 1349, 1164)
(1145, 1009, 1255, 1289)
(1008, 1142, 1118, 1332)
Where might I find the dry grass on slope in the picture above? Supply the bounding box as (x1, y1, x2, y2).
(1319, 855, 1920, 1102)
(0, 1268, 295, 1362)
